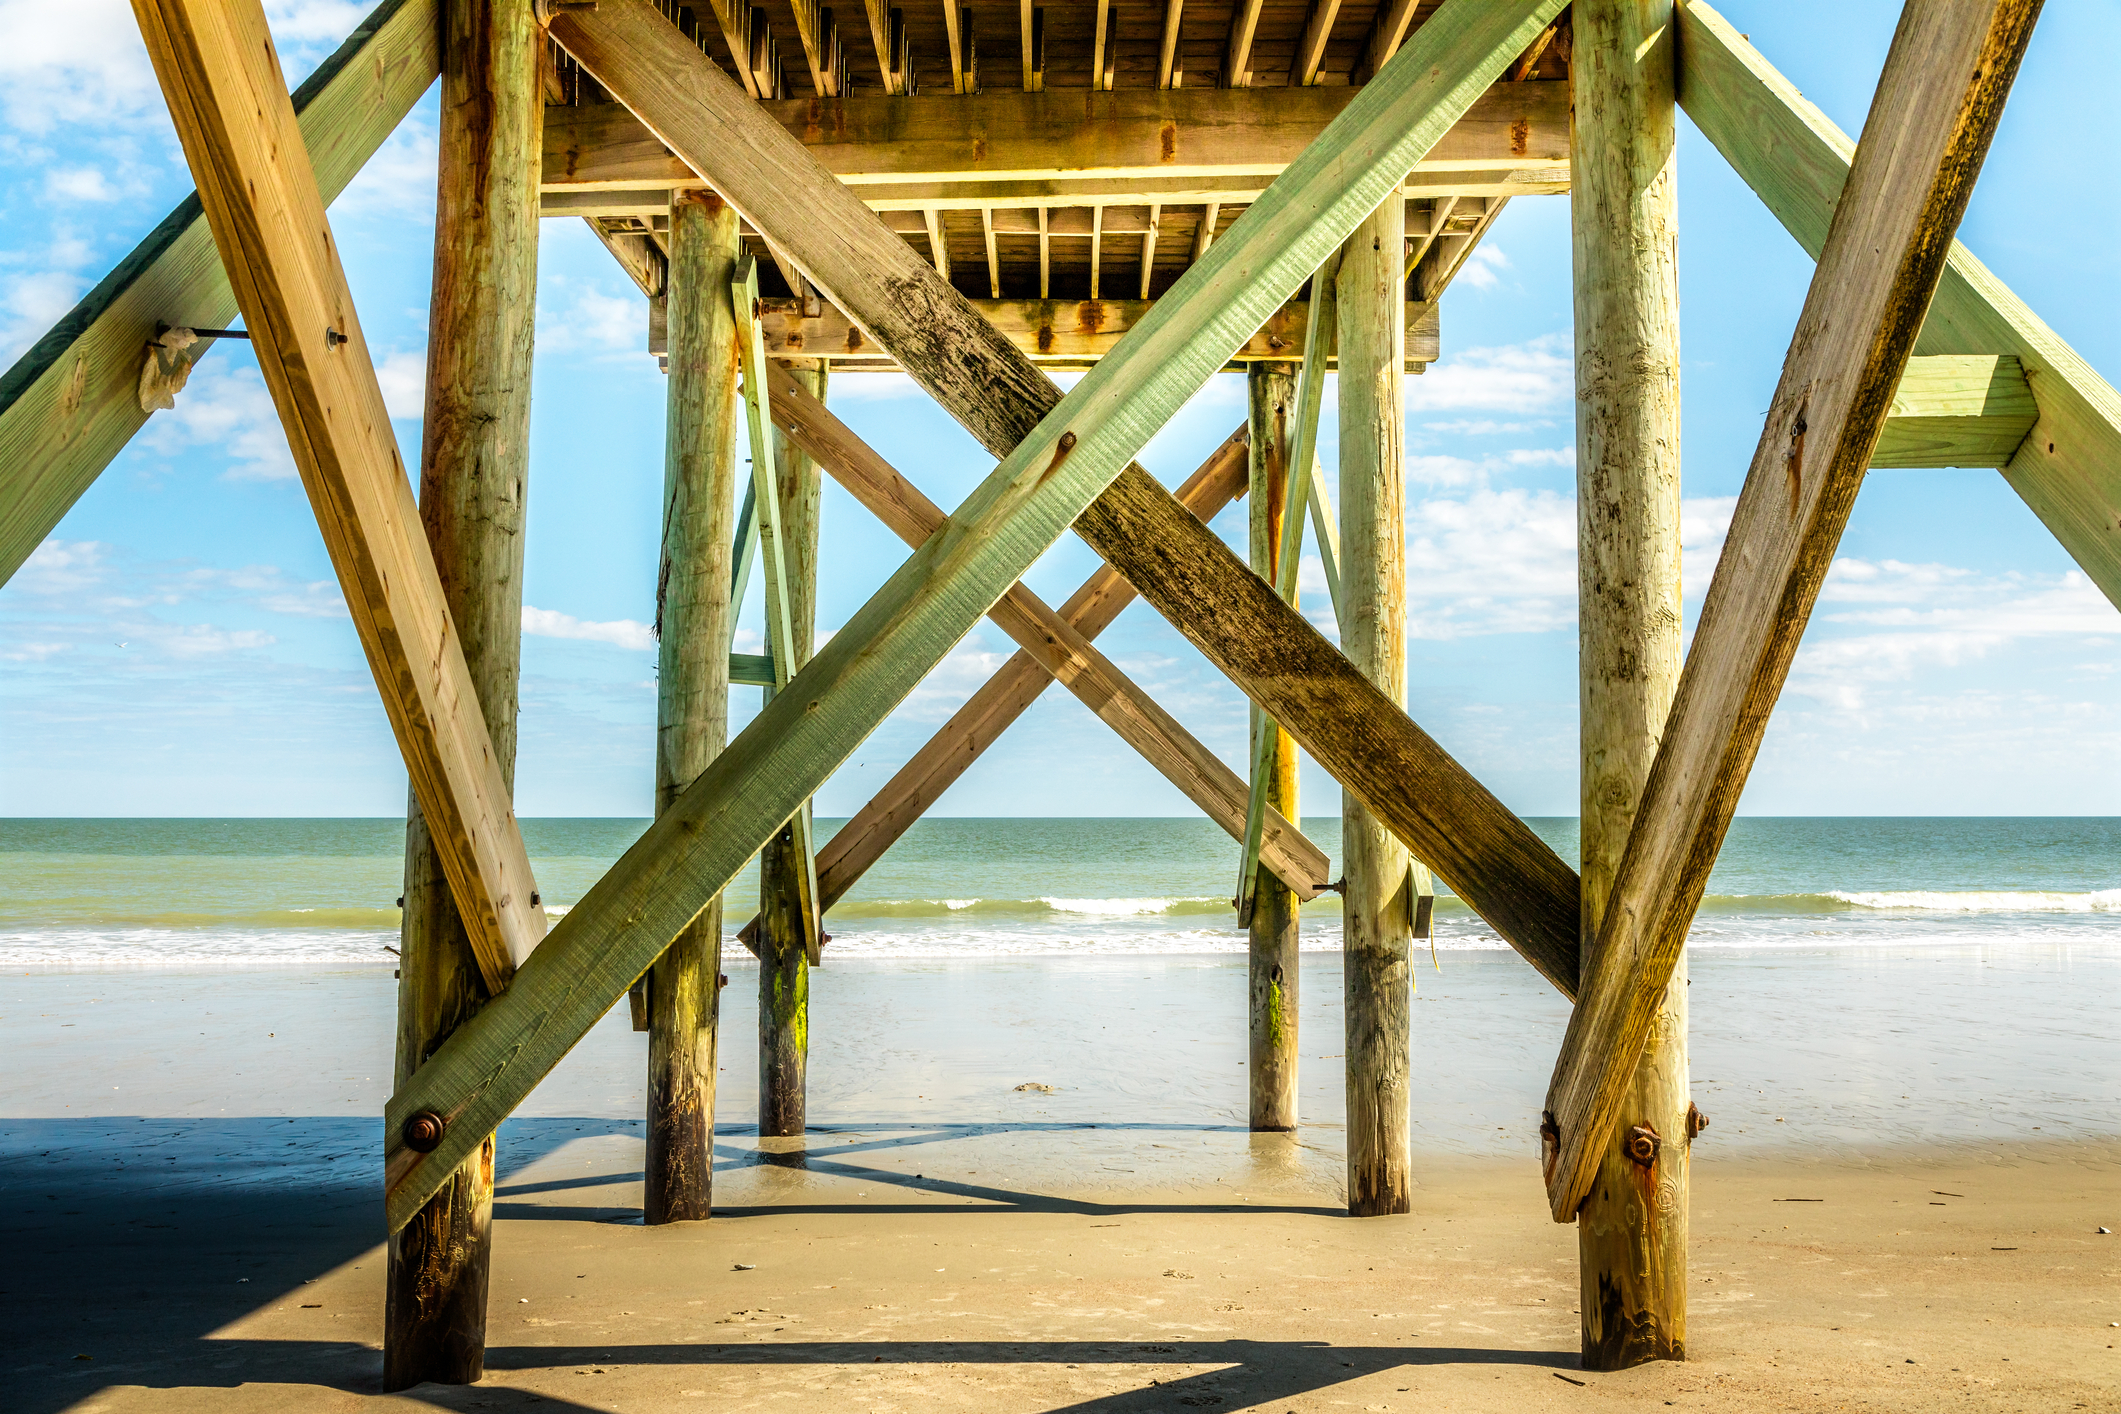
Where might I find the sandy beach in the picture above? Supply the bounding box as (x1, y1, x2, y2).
(7, 949, 2119, 1412)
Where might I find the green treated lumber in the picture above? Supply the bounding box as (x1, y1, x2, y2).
(1547, 0, 2043, 1223)
(559, 0, 1582, 986)
(1677, 0, 2118, 598)
(1306, 456, 1343, 622)
(383, 0, 1573, 1234)
(728, 478, 759, 630)
(729, 652, 776, 686)
(0, 0, 438, 589)
(1872, 353, 2036, 468)
(731, 256, 823, 967)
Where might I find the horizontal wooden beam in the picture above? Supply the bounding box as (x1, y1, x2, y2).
(764, 426, 1253, 946)
(1678, 0, 2121, 599)
(382, 0, 1570, 1234)
(134, 0, 545, 991)
(760, 364, 1328, 899)
(1546, 0, 2041, 1223)
(0, 0, 437, 588)
(662, 296, 1437, 367)
(542, 166, 1570, 218)
(1872, 354, 2036, 468)
(542, 82, 1569, 192)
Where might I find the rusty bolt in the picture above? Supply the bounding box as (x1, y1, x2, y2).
(1687, 1102, 1709, 1141)
(1624, 1123, 1661, 1169)
(402, 1111, 447, 1154)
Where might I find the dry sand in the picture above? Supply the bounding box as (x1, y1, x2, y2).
(14, 1133, 2119, 1413)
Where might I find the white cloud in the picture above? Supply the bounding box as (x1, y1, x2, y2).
(523, 606, 656, 651)
(0, 0, 159, 136)
(375, 350, 427, 419)
(329, 113, 436, 219)
(1401, 444, 1573, 489)
(1404, 487, 1577, 638)
(1420, 418, 1554, 436)
(15, 538, 109, 596)
(1407, 334, 1571, 414)
(137, 622, 277, 657)
(0, 267, 89, 364)
(44, 165, 116, 202)
(1455, 245, 1509, 291)
(537, 280, 643, 356)
(141, 362, 298, 481)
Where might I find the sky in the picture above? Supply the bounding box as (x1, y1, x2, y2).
(2, 0, 2118, 819)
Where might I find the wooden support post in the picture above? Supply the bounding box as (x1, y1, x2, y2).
(1223, 0, 1265, 87)
(1246, 362, 1301, 1133)
(759, 359, 825, 1139)
(1337, 197, 1413, 1217)
(1290, 0, 1342, 86)
(1158, 0, 1184, 89)
(645, 191, 742, 1225)
(383, 0, 539, 1389)
(379, 0, 1576, 1234)
(1570, 0, 1687, 1370)
(131, 0, 545, 992)
(1543, 0, 2042, 1223)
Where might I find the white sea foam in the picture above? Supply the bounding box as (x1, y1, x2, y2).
(1035, 896, 1210, 915)
(1829, 888, 2121, 913)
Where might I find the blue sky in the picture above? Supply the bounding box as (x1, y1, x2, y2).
(2, 0, 2118, 818)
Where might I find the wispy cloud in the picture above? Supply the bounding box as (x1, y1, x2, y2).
(537, 278, 643, 357)
(139, 361, 298, 481)
(1407, 334, 1571, 415)
(522, 606, 656, 651)
(1455, 244, 1510, 291)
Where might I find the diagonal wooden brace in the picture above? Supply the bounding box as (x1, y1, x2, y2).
(131, 0, 544, 993)
(753, 366, 1331, 912)
(552, 0, 1582, 995)
(778, 426, 1257, 932)
(1542, 0, 2043, 1222)
(381, 0, 1570, 1233)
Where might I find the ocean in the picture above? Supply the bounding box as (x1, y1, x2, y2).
(4, 815, 2120, 968)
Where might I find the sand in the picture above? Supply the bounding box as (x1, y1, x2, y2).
(6, 957, 2120, 1411)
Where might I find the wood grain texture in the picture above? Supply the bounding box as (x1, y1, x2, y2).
(1870, 353, 2036, 468)
(1546, 0, 2045, 1222)
(0, 0, 437, 588)
(379, 0, 1570, 1233)
(131, 0, 543, 993)
(757, 366, 1329, 900)
(753, 427, 1250, 941)
(1569, 0, 1688, 1370)
(383, 0, 539, 1389)
(759, 361, 824, 1139)
(540, 81, 1569, 190)
(1676, 0, 2117, 601)
(645, 192, 742, 1225)
(1338, 199, 1413, 1219)
(1245, 362, 1301, 1134)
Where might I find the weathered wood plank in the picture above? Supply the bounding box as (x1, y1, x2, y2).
(381, 0, 1573, 1233)
(1570, 0, 1688, 1370)
(540, 82, 1570, 191)
(761, 364, 1328, 900)
(1545, 0, 2043, 1223)
(384, 0, 539, 1386)
(1677, 0, 2119, 601)
(750, 427, 1251, 944)
(131, 0, 545, 992)
(1872, 353, 2036, 468)
(0, 0, 438, 588)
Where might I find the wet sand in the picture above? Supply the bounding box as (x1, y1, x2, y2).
(6, 952, 2120, 1411)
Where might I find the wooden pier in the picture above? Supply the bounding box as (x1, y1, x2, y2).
(0, 0, 2091, 1391)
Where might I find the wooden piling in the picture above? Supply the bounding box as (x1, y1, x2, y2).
(1571, 0, 1688, 1368)
(1245, 362, 1302, 1132)
(645, 191, 742, 1224)
(759, 359, 826, 1139)
(1336, 197, 1413, 1217)
(384, 0, 540, 1389)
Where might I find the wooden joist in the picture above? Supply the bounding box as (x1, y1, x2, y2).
(131, 0, 545, 991)
(1871, 354, 2037, 469)
(763, 427, 1252, 949)
(1544, 0, 2043, 1223)
(0, 0, 438, 589)
(1677, 0, 2121, 601)
(381, 0, 1576, 1235)
(736, 295, 1438, 367)
(541, 83, 1570, 192)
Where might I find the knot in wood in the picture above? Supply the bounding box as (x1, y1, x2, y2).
(402, 1110, 447, 1153)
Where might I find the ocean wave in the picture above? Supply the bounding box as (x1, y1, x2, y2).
(1825, 888, 2121, 913)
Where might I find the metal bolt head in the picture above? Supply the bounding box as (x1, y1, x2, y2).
(402, 1111, 447, 1153)
(1624, 1123, 1661, 1168)
(1687, 1102, 1709, 1141)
